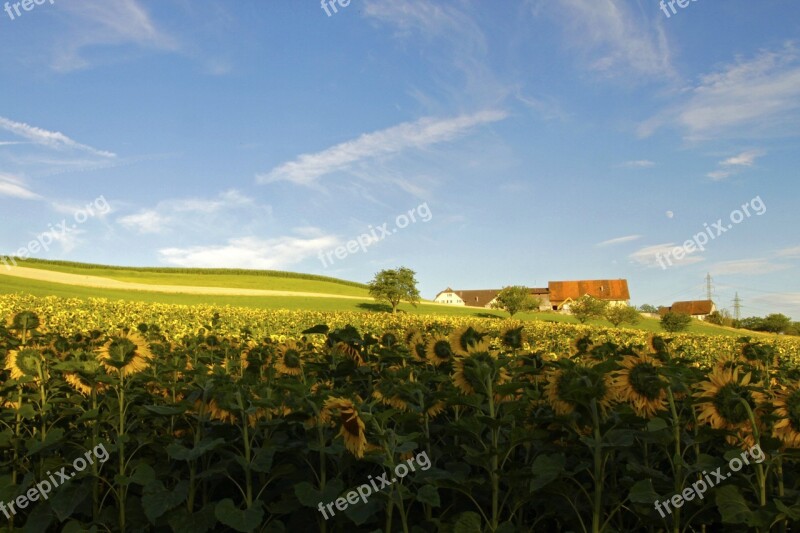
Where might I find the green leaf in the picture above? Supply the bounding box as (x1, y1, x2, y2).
(166, 438, 225, 461)
(415, 485, 440, 507)
(142, 480, 188, 523)
(646, 417, 669, 431)
(775, 499, 800, 521)
(293, 481, 320, 507)
(144, 405, 186, 416)
(302, 325, 329, 335)
(453, 511, 483, 532)
(530, 454, 565, 491)
(715, 485, 751, 524)
(49, 481, 88, 522)
(628, 479, 659, 504)
(167, 504, 218, 533)
(129, 463, 156, 486)
(214, 499, 264, 533)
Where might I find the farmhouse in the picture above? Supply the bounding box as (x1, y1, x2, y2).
(547, 279, 630, 311)
(433, 287, 551, 311)
(659, 300, 716, 320)
(435, 280, 630, 312)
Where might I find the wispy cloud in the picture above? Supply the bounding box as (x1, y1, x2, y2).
(159, 235, 338, 269)
(629, 243, 705, 268)
(0, 174, 40, 200)
(776, 246, 800, 258)
(535, 0, 673, 80)
(0, 117, 115, 158)
(706, 149, 764, 181)
(117, 189, 258, 234)
(597, 234, 641, 247)
(258, 110, 507, 186)
(711, 258, 789, 275)
(618, 160, 655, 168)
(53, 0, 178, 72)
(641, 43, 800, 139)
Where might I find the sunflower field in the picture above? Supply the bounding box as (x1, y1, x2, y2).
(2, 294, 800, 532)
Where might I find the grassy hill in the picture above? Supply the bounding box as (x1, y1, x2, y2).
(0, 258, 773, 338)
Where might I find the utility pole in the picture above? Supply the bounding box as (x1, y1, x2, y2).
(705, 273, 714, 301)
(732, 292, 742, 321)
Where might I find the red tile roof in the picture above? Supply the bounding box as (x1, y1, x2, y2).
(669, 300, 715, 315)
(548, 280, 630, 303)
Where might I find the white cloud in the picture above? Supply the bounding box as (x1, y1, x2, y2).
(536, 0, 673, 79)
(0, 116, 115, 158)
(596, 234, 641, 247)
(706, 150, 764, 181)
(0, 174, 40, 200)
(258, 110, 507, 186)
(776, 246, 800, 258)
(711, 259, 789, 275)
(618, 160, 655, 168)
(53, 0, 178, 72)
(118, 210, 167, 234)
(641, 43, 800, 139)
(628, 243, 705, 268)
(159, 235, 338, 270)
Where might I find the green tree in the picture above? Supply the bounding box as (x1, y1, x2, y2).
(367, 267, 421, 314)
(660, 312, 692, 333)
(638, 304, 658, 314)
(762, 313, 792, 334)
(568, 295, 608, 324)
(604, 305, 641, 327)
(490, 286, 541, 318)
(706, 310, 734, 327)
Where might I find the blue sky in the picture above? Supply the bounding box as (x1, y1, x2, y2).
(0, 0, 799, 318)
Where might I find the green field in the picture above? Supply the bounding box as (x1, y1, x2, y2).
(0, 259, 770, 338)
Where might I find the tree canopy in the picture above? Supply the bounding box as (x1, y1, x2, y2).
(490, 286, 541, 318)
(367, 267, 421, 313)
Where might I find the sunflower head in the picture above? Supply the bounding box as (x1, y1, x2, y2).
(774, 385, 800, 448)
(499, 325, 526, 351)
(612, 354, 668, 417)
(8, 311, 41, 333)
(449, 326, 486, 356)
(425, 335, 455, 366)
(545, 362, 616, 417)
(452, 340, 506, 395)
(5, 347, 44, 382)
(322, 397, 368, 458)
(380, 331, 400, 348)
(62, 349, 108, 395)
(570, 335, 595, 355)
(96, 331, 153, 377)
(694, 367, 760, 433)
(275, 340, 305, 376)
(740, 342, 777, 369)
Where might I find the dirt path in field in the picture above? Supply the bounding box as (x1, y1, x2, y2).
(0, 266, 368, 300)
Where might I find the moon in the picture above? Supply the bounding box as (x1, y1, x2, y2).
(666, 211, 674, 219)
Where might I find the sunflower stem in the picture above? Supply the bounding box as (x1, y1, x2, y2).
(667, 387, 682, 533)
(590, 399, 603, 533)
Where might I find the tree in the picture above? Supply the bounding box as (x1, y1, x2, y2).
(638, 304, 658, 314)
(367, 267, 421, 314)
(706, 310, 734, 327)
(605, 305, 641, 327)
(660, 312, 692, 333)
(490, 286, 541, 318)
(762, 313, 792, 334)
(736, 316, 765, 331)
(568, 295, 608, 324)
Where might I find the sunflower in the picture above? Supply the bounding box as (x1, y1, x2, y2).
(612, 354, 668, 418)
(194, 398, 237, 424)
(322, 397, 368, 458)
(449, 326, 486, 356)
(7, 311, 41, 334)
(406, 332, 427, 361)
(65, 372, 108, 396)
(332, 341, 363, 366)
(5, 347, 44, 382)
(425, 335, 456, 366)
(380, 331, 401, 348)
(694, 366, 765, 446)
(499, 325, 526, 351)
(452, 340, 509, 396)
(570, 335, 595, 356)
(96, 331, 153, 377)
(274, 340, 305, 376)
(773, 384, 800, 449)
(425, 401, 447, 418)
(544, 364, 616, 417)
(372, 389, 410, 411)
